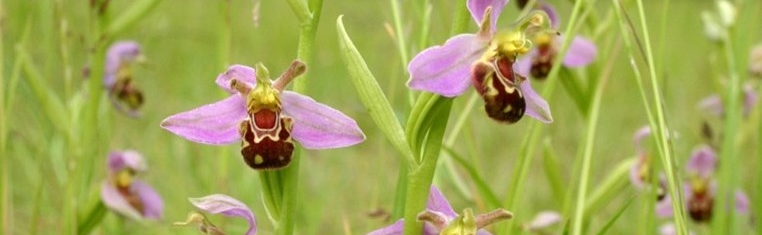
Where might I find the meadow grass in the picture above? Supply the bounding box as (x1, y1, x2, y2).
(2, 0, 761, 234)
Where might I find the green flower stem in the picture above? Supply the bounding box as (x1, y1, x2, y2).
(276, 149, 301, 235)
(583, 157, 636, 216)
(259, 170, 282, 222)
(390, 0, 409, 70)
(402, 94, 453, 235)
(291, 0, 322, 93)
(633, 0, 689, 233)
(712, 10, 744, 235)
(571, 70, 606, 235)
(0, 3, 7, 231)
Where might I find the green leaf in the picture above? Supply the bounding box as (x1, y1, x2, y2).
(16, 47, 71, 139)
(442, 146, 501, 208)
(542, 138, 566, 205)
(594, 197, 635, 235)
(104, 0, 162, 37)
(336, 16, 415, 166)
(583, 157, 636, 215)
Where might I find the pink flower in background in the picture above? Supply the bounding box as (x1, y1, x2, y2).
(698, 83, 757, 118)
(161, 61, 365, 170)
(514, 1, 597, 80)
(101, 150, 163, 220)
(407, 0, 553, 124)
(104, 41, 146, 117)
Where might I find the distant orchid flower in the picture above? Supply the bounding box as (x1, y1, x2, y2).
(630, 126, 652, 189)
(101, 150, 163, 220)
(161, 61, 365, 170)
(104, 41, 145, 117)
(174, 194, 257, 235)
(750, 43, 762, 77)
(407, 0, 554, 124)
(658, 223, 695, 235)
(515, 1, 597, 80)
(698, 83, 757, 118)
(522, 210, 562, 233)
(368, 186, 513, 235)
(656, 145, 751, 223)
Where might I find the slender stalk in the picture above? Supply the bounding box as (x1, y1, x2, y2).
(633, 0, 688, 233)
(390, 0, 409, 70)
(570, 52, 608, 235)
(712, 7, 743, 235)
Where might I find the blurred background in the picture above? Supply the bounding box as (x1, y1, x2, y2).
(2, 0, 761, 234)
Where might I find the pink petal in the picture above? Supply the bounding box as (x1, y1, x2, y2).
(408, 34, 488, 97)
(281, 91, 365, 149)
(104, 41, 141, 88)
(160, 95, 247, 145)
(216, 65, 257, 93)
(101, 181, 145, 221)
(519, 80, 553, 123)
(190, 194, 257, 235)
(736, 190, 750, 214)
(133, 180, 164, 219)
(366, 219, 403, 235)
(539, 2, 560, 29)
(107, 150, 147, 173)
(655, 196, 673, 218)
(629, 160, 645, 189)
(426, 186, 457, 219)
(562, 36, 597, 68)
(514, 50, 537, 78)
(633, 126, 652, 154)
(687, 145, 717, 179)
(526, 211, 562, 231)
(467, 0, 508, 31)
(698, 94, 723, 116)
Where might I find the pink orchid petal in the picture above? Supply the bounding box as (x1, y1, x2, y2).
(101, 181, 145, 221)
(698, 94, 723, 116)
(105, 41, 141, 88)
(160, 95, 247, 145)
(366, 219, 403, 235)
(526, 211, 562, 231)
(687, 145, 717, 179)
(539, 2, 560, 29)
(408, 34, 488, 97)
(562, 36, 597, 68)
(744, 84, 757, 116)
(467, 0, 508, 31)
(108, 150, 147, 173)
(629, 160, 645, 188)
(655, 196, 673, 218)
(736, 190, 750, 214)
(366, 219, 441, 235)
(519, 80, 553, 123)
(514, 50, 537, 78)
(133, 180, 164, 219)
(216, 65, 258, 93)
(426, 186, 458, 219)
(190, 194, 257, 235)
(633, 126, 652, 154)
(281, 91, 365, 149)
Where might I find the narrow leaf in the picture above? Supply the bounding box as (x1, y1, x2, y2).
(594, 197, 634, 235)
(104, 0, 162, 37)
(336, 16, 414, 165)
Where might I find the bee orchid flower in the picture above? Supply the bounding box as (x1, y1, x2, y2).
(161, 61, 365, 170)
(100, 150, 163, 220)
(407, 0, 554, 124)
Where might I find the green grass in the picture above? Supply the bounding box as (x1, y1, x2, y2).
(2, 0, 761, 234)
